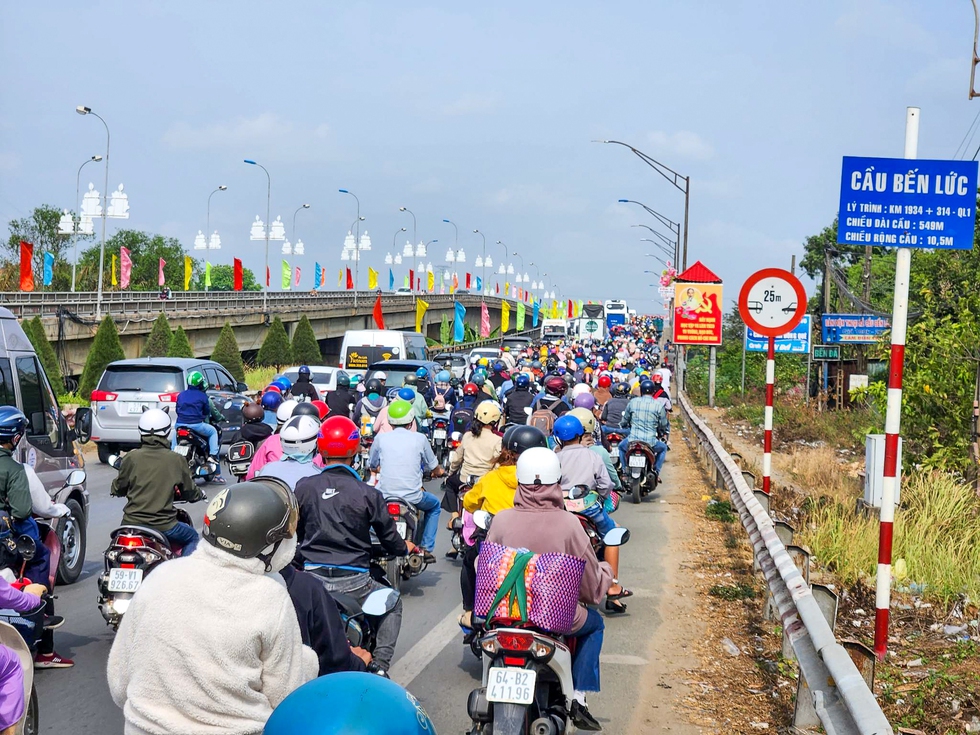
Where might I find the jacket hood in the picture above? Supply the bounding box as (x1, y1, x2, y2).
(364, 395, 386, 409)
(513, 480, 564, 511)
(498, 464, 518, 489)
(141, 434, 173, 449)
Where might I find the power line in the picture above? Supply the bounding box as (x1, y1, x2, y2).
(954, 107, 980, 159)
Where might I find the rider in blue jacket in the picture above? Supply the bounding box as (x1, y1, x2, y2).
(173, 371, 224, 479)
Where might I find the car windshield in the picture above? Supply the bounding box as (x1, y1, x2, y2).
(366, 365, 427, 387)
(284, 369, 334, 384)
(98, 366, 184, 393)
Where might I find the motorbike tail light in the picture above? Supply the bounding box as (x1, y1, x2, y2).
(387, 502, 402, 516)
(503, 656, 526, 666)
(480, 636, 500, 655)
(118, 535, 144, 548)
(157, 392, 180, 403)
(177, 428, 191, 438)
(496, 632, 534, 652)
(91, 390, 117, 402)
(530, 637, 555, 660)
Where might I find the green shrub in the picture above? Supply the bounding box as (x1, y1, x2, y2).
(24, 316, 63, 392)
(290, 316, 322, 365)
(142, 312, 172, 357)
(80, 316, 125, 397)
(256, 317, 292, 370)
(211, 322, 245, 383)
(440, 315, 451, 345)
(167, 326, 194, 358)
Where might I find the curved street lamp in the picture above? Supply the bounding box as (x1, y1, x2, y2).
(76, 105, 111, 316)
(71, 154, 103, 292)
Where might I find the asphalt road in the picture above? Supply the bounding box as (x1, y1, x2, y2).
(36, 456, 678, 735)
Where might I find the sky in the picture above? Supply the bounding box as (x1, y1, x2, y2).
(1, 1, 978, 314)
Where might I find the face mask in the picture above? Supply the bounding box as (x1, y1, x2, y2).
(283, 449, 314, 463)
(266, 534, 298, 575)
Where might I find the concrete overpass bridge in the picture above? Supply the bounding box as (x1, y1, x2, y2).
(0, 291, 525, 377)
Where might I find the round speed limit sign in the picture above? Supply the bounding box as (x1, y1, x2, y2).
(738, 268, 807, 337)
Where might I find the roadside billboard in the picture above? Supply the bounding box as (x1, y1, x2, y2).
(673, 283, 723, 345)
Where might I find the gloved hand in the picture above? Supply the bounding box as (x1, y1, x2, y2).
(50, 503, 71, 518)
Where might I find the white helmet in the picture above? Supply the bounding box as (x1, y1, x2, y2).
(276, 399, 299, 425)
(374, 371, 388, 382)
(571, 383, 592, 398)
(516, 447, 562, 486)
(138, 407, 172, 438)
(279, 415, 320, 455)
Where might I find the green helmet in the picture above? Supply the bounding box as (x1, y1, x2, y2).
(187, 370, 208, 390)
(388, 399, 415, 426)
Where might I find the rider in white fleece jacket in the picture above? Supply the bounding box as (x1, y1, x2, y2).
(107, 480, 318, 735)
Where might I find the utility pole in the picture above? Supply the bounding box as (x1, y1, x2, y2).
(822, 249, 832, 410)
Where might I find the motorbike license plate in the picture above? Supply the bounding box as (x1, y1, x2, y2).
(107, 568, 143, 593)
(174, 445, 190, 457)
(433, 429, 447, 440)
(396, 521, 407, 538)
(486, 667, 536, 705)
(628, 455, 647, 468)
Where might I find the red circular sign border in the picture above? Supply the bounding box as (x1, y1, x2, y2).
(738, 268, 807, 338)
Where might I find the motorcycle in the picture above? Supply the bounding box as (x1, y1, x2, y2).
(357, 436, 375, 482)
(335, 585, 400, 676)
(227, 440, 255, 482)
(466, 527, 631, 735)
(174, 422, 223, 483)
(448, 473, 478, 556)
(605, 430, 624, 470)
(625, 440, 660, 504)
(430, 414, 452, 470)
(372, 496, 430, 593)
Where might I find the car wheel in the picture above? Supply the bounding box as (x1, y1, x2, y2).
(56, 498, 86, 585)
(97, 442, 112, 464)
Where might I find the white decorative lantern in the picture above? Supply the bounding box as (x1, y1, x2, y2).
(474, 256, 483, 268)
(193, 231, 207, 250)
(269, 216, 286, 241)
(358, 231, 371, 251)
(456, 248, 466, 263)
(293, 239, 304, 256)
(385, 253, 393, 265)
(402, 240, 413, 257)
(281, 240, 292, 255)
(484, 255, 493, 269)
(249, 216, 266, 240)
(208, 231, 221, 250)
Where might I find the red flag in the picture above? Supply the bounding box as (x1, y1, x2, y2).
(465, 273, 471, 289)
(372, 294, 386, 329)
(524, 290, 529, 302)
(408, 269, 414, 291)
(495, 282, 500, 295)
(266, 266, 270, 287)
(346, 267, 353, 290)
(19, 241, 33, 292)
(567, 300, 573, 318)
(233, 258, 243, 291)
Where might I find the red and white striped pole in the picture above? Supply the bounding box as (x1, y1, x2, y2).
(762, 335, 775, 495)
(874, 106, 919, 660)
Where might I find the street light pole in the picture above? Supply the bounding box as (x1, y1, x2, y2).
(473, 229, 486, 302)
(286, 203, 310, 291)
(76, 106, 110, 318)
(641, 239, 675, 259)
(72, 154, 102, 292)
(340, 190, 361, 305)
(400, 207, 417, 292)
(244, 159, 272, 311)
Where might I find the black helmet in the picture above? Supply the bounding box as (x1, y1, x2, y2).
(336, 374, 351, 388)
(403, 373, 418, 386)
(365, 378, 383, 396)
(202, 478, 298, 571)
(449, 377, 460, 388)
(614, 382, 630, 397)
(0, 407, 28, 444)
(639, 379, 656, 395)
(502, 425, 549, 455)
(292, 402, 320, 418)
(242, 402, 264, 423)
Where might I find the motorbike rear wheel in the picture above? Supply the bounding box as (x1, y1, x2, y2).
(490, 702, 527, 735)
(631, 475, 642, 505)
(24, 684, 39, 735)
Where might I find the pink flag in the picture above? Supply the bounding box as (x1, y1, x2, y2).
(480, 301, 490, 338)
(294, 267, 301, 287)
(158, 258, 166, 286)
(120, 247, 132, 290)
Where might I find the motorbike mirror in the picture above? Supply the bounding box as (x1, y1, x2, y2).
(602, 527, 630, 547)
(108, 454, 122, 470)
(345, 618, 364, 649)
(568, 484, 589, 500)
(524, 406, 532, 416)
(73, 407, 93, 444)
(15, 534, 36, 562)
(362, 587, 400, 616)
(472, 510, 492, 530)
(64, 469, 86, 487)
(450, 431, 461, 441)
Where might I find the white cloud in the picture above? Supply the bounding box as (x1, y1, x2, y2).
(441, 93, 498, 116)
(411, 176, 444, 194)
(645, 130, 714, 161)
(162, 113, 330, 150)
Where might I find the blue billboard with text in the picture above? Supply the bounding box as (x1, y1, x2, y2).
(821, 314, 890, 344)
(745, 315, 811, 353)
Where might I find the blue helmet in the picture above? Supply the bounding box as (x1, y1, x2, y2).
(492, 360, 505, 373)
(415, 367, 428, 379)
(298, 365, 311, 377)
(514, 373, 531, 388)
(260, 391, 284, 411)
(265, 672, 437, 735)
(556, 366, 566, 375)
(0, 406, 29, 443)
(272, 377, 292, 392)
(397, 387, 416, 402)
(553, 414, 584, 442)
(436, 370, 452, 383)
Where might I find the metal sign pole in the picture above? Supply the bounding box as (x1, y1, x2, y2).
(763, 334, 775, 495)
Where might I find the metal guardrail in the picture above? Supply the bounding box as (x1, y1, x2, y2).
(678, 392, 893, 735)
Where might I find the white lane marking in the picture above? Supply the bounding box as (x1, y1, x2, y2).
(600, 653, 648, 665)
(390, 603, 464, 687)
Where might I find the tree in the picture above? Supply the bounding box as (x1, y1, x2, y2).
(3, 205, 81, 291)
(142, 312, 172, 357)
(256, 317, 293, 370)
(290, 316, 322, 365)
(440, 314, 451, 345)
(211, 322, 246, 383)
(167, 326, 194, 358)
(80, 316, 125, 397)
(74, 230, 199, 292)
(192, 263, 262, 291)
(23, 317, 63, 393)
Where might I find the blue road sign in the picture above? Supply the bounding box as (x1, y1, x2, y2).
(746, 315, 811, 353)
(821, 313, 890, 344)
(838, 156, 978, 250)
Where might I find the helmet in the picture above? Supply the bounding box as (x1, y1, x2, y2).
(317, 417, 360, 459)
(265, 672, 435, 735)
(137, 408, 172, 438)
(292, 402, 320, 418)
(349, 374, 361, 386)
(531, 360, 542, 370)
(569, 407, 596, 434)
(502, 425, 548, 455)
(388, 399, 415, 426)
(514, 373, 531, 389)
(571, 383, 591, 398)
(544, 375, 566, 396)
(639, 379, 656, 395)
(471, 374, 486, 388)
(552, 414, 584, 442)
(415, 367, 428, 379)
(261, 391, 284, 411)
(187, 370, 207, 390)
(298, 365, 311, 377)
(516, 446, 563, 485)
(365, 378, 383, 396)
(264, 384, 282, 395)
(273, 377, 292, 392)
(478, 357, 489, 367)
(336, 374, 351, 388)
(614, 382, 630, 397)
(474, 402, 502, 425)
(276, 399, 299, 424)
(652, 371, 663, 383)
(202, 478, 298, 570)
(397, 387, 416, 402)
(436, 370, 451, 383)
(573, 393, 596, 410)
(242, 402, 265, 423)
(403, 373, 418, 386)
(597, 375, 612, 389)
(280, 415, 320, 456)
(310, 400, 329, 420)
(0, 407, 28, 445)
(462, 382, 479, 397)
(374, 371, 388, 383)
(492, 361, 505, 373)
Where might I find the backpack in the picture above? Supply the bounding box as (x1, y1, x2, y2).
(528, 405, 557, 435)
(451, 406, 476, 435)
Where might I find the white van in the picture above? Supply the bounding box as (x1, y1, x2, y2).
(339, 330, 429, 376)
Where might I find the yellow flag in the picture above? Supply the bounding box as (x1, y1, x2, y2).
(184, 256, 192, 291)
(415, 298, 429, 333)
(504, 281, 510, 297)
(501, 301, 510, 333)
(368, 267, 378, 290)
(338, 269, 343, 287)
(427, 270, 434, 292)
(111, 254, 118, 287)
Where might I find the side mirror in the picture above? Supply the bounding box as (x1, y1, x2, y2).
(108, 454, 122, 470)
(64, 469, 86, 487)
(30, 412, 45, 436)
(74, 407, 92, 444)
(15, 534, 36, 562)
(361, 587, 400, 616)
(237, 382, 249, 393)
(451, 431, 461, 441)
(223, 401, 233, 410)
(345, 617, 364, 649)
(602, 527, 630, 547)
(473, 510, 492, 530)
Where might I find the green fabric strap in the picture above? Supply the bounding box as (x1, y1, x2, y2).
(487, 551, 534, 622)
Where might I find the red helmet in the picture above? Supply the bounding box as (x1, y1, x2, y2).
(597, 375, 612, 389)
(265, 384, 282, 395)
(317, 416, 360, 459)
(544, 375, 567, 396)
(310, 400, 329, 420)
(463, 382, 479, 397)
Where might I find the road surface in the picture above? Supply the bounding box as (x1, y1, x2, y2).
(36, 455, 682, 734)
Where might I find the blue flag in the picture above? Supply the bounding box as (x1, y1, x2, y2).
(389, 269, 394, 291)
(532, 300, 540, 328)
(475, 276, 482, 292)
(43, 252, 54, 286)
(453, 301, 466, 343)
(313, 262, 322, 290)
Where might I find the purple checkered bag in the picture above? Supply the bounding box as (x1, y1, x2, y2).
(474, 541, 585, 635)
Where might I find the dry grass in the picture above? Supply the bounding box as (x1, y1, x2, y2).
(786, 445, 859, 505)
